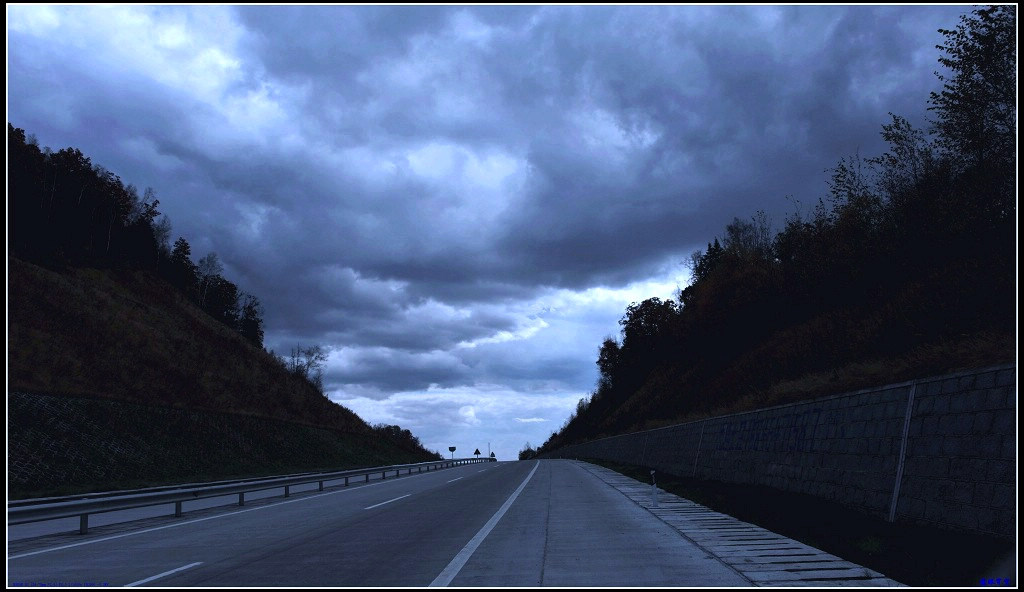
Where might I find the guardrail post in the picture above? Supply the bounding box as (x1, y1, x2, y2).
(175, 501, 182, 517)
(382, 471, 386, 480)
(80, 514, 88, 535)
(345, 476, 350, 486)
(365, 474, 369, 483)
(284, 485, 290, 498)
(319, 481, 324, 491)
(238, 493, 245, 506)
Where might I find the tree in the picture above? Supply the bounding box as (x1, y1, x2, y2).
(687, 238, 724, 285)
(722, 211, 773, 261)
(238, 293, 265, 348)
(153, 214, 173, 261)
(619, 298, 678, 354)
(867, 114, 939, 203)
(197, 252, 223, 307)
(596, 337, 622, 387)
(203, 275, 241, 328)
(288, 344, 328, 392)
(168, 237, 199, 296)
(129, 187, 161, 226)
(928, 5, 1016, 171)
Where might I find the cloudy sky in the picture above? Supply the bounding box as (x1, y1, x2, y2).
(7, 4, 969, 460)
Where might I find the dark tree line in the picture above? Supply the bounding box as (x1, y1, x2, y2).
(8, 125, 265, 349)
(544, 6, 1015, 451)
(372, 423, 441, 459)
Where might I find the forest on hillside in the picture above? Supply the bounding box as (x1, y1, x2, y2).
(8, 123, 268, 350)
(533, 6, 1015, 458)
(8, 124, 441, 460)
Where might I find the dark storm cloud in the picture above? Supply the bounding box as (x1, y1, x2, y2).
(479, 6, 965, 290)
(7, 5, 969, 409)
(325, 347, 472, 393)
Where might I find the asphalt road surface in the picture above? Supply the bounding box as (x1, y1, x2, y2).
(8, 460, 749, 587)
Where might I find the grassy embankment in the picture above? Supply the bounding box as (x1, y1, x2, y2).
(8, 256, 437, 498)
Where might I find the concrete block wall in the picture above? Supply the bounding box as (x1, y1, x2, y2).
(896, 366, 1016, 534)
(549, 365, 1015, 537)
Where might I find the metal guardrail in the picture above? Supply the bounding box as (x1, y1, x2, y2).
(8, 457, 495, 534)
(7, 471, 326, 508)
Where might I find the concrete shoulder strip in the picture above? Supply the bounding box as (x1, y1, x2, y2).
(574, 461, 905, 588)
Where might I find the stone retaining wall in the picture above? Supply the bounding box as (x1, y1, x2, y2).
(547, 365, 1015, 536)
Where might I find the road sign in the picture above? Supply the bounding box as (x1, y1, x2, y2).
(473, 449, 481, 458)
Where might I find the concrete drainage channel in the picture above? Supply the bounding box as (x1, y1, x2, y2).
(575, 461, 904, 587)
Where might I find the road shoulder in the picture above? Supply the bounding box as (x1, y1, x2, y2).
(575, 460, 905, 587)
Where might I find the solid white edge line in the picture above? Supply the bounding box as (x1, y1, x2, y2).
(9, 470, 425, 560)
(125, 562, 202, 587)
(429, 460, 540, 587)
(363, 494, 411, 510)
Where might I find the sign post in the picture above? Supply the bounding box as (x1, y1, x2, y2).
(448, 446, 456, 459)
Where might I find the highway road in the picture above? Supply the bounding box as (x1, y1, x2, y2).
(8, 459, 750, 587)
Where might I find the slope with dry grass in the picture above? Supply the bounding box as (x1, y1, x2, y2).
(9, 256, 362, 429)
(8, 256, 440, 496)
